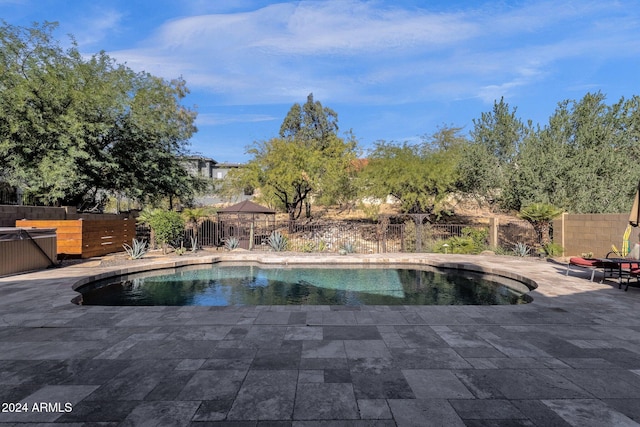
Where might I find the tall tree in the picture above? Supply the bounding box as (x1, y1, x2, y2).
(458, 97, 528, 205)
(359, 126, 463, 218)
(0, 21, 200, 209)
(279, 93, 338, 147)
(226, 133, 357, 220)
(503, 92, 640, 213)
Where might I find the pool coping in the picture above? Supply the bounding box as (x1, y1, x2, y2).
(70, 252, 539, 295)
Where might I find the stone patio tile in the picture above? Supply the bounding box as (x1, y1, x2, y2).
(351, 369, 414, 399)
(0, 384, 40, 403)
(165, 325, 232, 340)
(84, 359, 178, 401)
(391, 347, 472, 369)
(301, 340, 346, 359)
(0, 340, 102, 360)
(200, 357, 253, 370)
(55, 399, 139, 423)
(510, 399, 573, 427)
(555, 368, 640, 398)
(118, 339, 218, 359)
(251, 342, 302, 370)
(175, 358, 207, 370)
(228, 370, 298, 420)
(344, 340, 391, 359)
(543, 399, 640, 427)
(245, 325, 287, 344)
(120, 400, 200, 427)
(358, 399, 393, 419)
(394, 325, 449, 348)
(288, 311, 307, 325)
(299, 357, 349, 370)
(455, 369, 592, 400)
(57, 359, 132, 385)
(324, 368, 351, 383)
(602, 398, 640, 424)
(323, 325, 382, 340)
(388, 399, 465, 427)
(293, 382, 358, 420)
(192, 399, 234, 421)
(449, 399, 527, 420)
(177, 370, 246, 400)
(283, 326, 323, 340)
(434, 330, 495, 348)
(298, 369, 324, 383)
(145, 370, 195, 400)
(254, 311, 292, 325)
(402, 369, 474, 399)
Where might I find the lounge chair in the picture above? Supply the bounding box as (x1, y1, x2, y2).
(565, 257, 603, 282)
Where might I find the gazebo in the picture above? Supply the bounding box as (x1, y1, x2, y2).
(217, 200, 276, 249)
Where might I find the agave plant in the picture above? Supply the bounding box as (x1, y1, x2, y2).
(512, 242, 531, 257)
(267, 231, 288, 252)
(224, 237, 239, 251)
(123, 238, 148, 259)
(340, 241, 356, 254)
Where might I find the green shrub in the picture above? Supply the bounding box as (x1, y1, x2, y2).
(147, 210, 185, 254)
(542, 242, 564, 257)
(434, 227, 489, 255)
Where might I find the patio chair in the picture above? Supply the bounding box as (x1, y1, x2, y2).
(625, 268, 640, 291)
(565, 257, 603, 282)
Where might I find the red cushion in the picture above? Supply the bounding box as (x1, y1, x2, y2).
(569, 257, 600, 267)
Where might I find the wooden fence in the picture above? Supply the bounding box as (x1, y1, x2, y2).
(16, 219, 133, 258)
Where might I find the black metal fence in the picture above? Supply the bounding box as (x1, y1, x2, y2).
(136, 217, 537, 254)
(498, 220, 538, 249)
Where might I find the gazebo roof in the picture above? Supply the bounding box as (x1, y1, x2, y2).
(217, 200, 275, 215)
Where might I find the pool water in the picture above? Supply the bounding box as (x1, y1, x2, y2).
(75, 264, 531, 306)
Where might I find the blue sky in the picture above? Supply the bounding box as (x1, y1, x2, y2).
(2, 0, 639, 163)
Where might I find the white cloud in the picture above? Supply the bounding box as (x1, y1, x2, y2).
(196, 112, 277, 126)
(105, 0, 640, 108)
(74, 8, 124, 47)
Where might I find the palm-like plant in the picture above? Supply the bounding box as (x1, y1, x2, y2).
(519, 203, 563, 246)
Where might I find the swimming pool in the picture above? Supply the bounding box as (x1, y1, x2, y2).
(73, 263, 532, 306)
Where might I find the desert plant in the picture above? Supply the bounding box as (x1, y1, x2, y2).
(519, 203, 563, 246)
(542, 242, 564, 257)
(340, 241, 356, 254)
(316, 240, 329, 252)
(512, 242, 531, 257)
(146, 210, 185, 254)
(435, 227, 489, 255)
(267, 231, 288, 252)
(123, 238, 148, 259)
(298, 241, 316, 253)
(224, 237, 239, 250)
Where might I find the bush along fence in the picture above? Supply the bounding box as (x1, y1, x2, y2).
(148, 216, 539, 255)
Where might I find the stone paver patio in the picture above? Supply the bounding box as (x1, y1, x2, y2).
(2, 252, 640, 426)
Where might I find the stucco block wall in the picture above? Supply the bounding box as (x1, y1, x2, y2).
(554, 213, 631, 257)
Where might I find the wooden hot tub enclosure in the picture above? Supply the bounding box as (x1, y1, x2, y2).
(15, 218, 133, 258)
